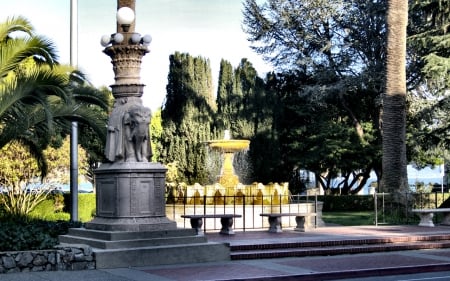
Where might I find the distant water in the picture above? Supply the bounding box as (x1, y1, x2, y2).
(361, 165, 445, 194)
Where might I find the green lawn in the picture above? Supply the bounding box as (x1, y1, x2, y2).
(322, 211, 375, 226)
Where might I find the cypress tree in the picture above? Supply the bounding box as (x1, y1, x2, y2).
(216, 59, 235, 131)
(161, 52, 215, 184)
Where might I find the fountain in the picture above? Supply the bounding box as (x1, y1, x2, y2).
(207, 130, 250, 195)
(166, 130, 325, 231)
(168, 130, 291, 205)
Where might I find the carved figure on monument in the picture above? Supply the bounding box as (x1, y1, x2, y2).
(105, 97, 152, 162)
(124, 104, 152, 162)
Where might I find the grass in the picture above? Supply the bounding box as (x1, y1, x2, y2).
(322, 211, 376, 226)
(322, 210, 427, 226)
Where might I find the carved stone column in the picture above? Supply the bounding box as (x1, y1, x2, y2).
(85, 3, 176, 231)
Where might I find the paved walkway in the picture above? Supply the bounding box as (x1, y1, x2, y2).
(4, 225, 450, 281)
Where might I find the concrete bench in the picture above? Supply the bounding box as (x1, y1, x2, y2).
(260, 213, 317, 233)
(411, 208, 450, 227)
(181, 214, 242, 235)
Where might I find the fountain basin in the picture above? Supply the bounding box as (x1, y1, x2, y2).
(207, 139, 250, 153)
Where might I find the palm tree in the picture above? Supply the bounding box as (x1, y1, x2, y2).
(381, 0, 409, 196)
(0, 16, 108, 178)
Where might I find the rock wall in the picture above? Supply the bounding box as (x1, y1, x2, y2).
(0, 244, 94, 274)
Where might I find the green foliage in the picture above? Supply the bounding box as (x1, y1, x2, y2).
(409, 0, 450, 89)
(78, 86, 112, 184)
(0, 188, 50, 217)
(0, 16, 109, 181)
(242, 0, 386, 193)
(0, 217, 80, 251)
(161, 52, 215, 184)
(62, 193, 96, 222)
(28, 193, 95, 222)
(407, 1, 450, 167)
(319, 195, 374, 212)
(215, 60, 282, 183)
(78, 193, 96, 222)
(150, 108, 163, 162)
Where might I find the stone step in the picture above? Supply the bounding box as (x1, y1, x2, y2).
(59, 228, 207, 249)
(93, 242, 231, 268)
(67, 227, 197, 241)
(230, 234, 450, 260)
(59, 234, 207, 249)
(59, 227, 232, 268)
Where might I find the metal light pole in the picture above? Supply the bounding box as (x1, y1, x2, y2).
(70, 0, 79, 222)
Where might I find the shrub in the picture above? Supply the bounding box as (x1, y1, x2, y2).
(0, 217, 81, 251)
(320, 195, 374, 212)
(78, 193, 96, 222)
(63, 193, 96, 222)
(29, 193, 70, 221)
(0, 187, 49, 217)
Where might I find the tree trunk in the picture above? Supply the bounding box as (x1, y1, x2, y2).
(381, 0, 409, 197)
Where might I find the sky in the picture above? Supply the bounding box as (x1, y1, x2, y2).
(0, 0, 272, 111)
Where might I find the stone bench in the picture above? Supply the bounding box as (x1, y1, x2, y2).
(411, 208, 450, 227)
(260, 213, 317, 233)
(181, 214, 242, 235)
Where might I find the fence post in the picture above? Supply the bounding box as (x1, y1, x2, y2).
(243, 195, 246, 232)
(279, 194, 282, 213)
(435, 192, 438, 209)
(374, 192, 378, 226)
(314, 194, 318, 228)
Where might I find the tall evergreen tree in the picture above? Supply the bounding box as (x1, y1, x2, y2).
(161, 52, 215, 184)
(216, 58, 281, 183)
(216, 59, 235, 131)
(407, 0, 450, 165)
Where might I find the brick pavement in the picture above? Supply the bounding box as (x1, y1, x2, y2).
(3, 225, 450, 281)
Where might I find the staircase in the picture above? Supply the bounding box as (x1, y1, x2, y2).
(59, 228, 231, 268)
(230, 233, 450, 260)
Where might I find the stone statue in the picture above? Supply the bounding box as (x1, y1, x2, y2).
(124, 105, 152, 162)
(105, 97, 152, 162)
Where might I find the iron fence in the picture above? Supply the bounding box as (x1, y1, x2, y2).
(374, 192, 450, 225)
(165, 192, 450, 232)
(165, 194, 319, 232)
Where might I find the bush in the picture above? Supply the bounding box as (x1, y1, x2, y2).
(28, 193, 95, 222)
(78, 194, 96, 222)
(29, 194, 69, 221)
(319, 195, 374, 212)
(0, 217, 81, 251)
(62, 193, 96, 222)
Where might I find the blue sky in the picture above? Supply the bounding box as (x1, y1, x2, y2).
(0, 0, 272, 110)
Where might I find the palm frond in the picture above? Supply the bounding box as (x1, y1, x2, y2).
(0, 36, 59, 77)
(0, 16, 33, 42)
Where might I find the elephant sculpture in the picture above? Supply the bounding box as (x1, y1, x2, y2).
(104, 97, 153, 163)
(123, 105, 152, 162)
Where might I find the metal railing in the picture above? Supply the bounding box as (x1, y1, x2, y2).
(165, 194, 318, 232)
(374, 191, 450, 225)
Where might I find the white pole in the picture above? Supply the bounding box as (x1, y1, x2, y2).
(70, 0, 79, 222)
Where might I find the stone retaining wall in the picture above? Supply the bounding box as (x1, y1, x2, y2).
(0, 244, 94, 274)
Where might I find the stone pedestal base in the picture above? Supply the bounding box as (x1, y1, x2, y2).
(86, 161, 176, 232)
(85, 216, 176, 232)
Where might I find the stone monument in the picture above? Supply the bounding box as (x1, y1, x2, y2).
(59, 2, 229, 268)
(83, 4, 176, 232)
